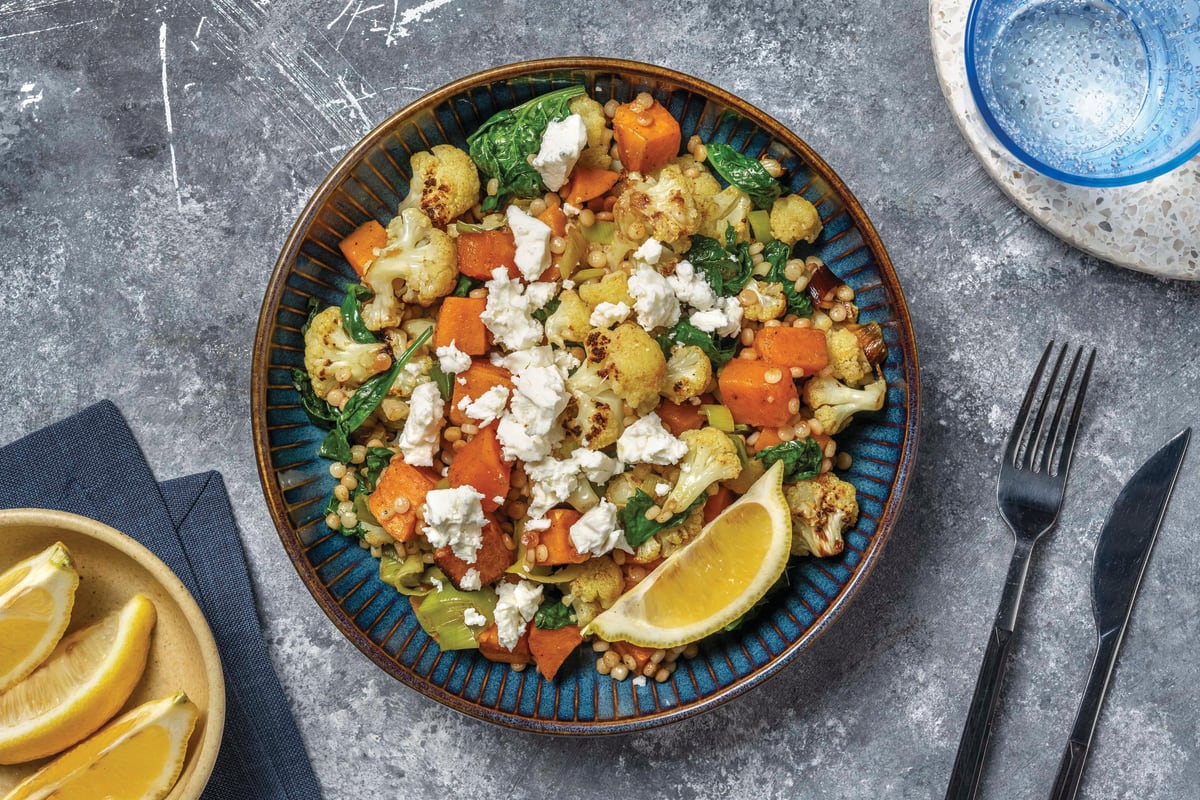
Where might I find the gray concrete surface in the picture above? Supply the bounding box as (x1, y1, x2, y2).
(2, 1, 1198, 797)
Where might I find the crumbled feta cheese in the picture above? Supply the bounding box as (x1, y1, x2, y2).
(561, 279, 576, 290)
(421, 486, 487, 563)
(627, 264, 681, 331)
(506, 206, 552, 281)
(632, 675, 647, 687)
(524, 450, 621, 519)
(667, 259, 717, 311)
(569, 499, 631, 556)
(481, 267, 551, 350)
(463, 606, 487, 627)
(510, 364, 568, 436)
(689, 296, 744, 338)
(460, 385, 510, 426)
(589, 301, 631, 328)
(429, 575, 444, 592)
(654, 482, 671, 497)
(524, 517, 551, 532)
(633, 238, 664, 265)
(496, 415, 557, 463)
(460, 569, 482, 592)
(396, 382, 445, 467)
(562, 203, 581, 217)
(435, 341, 472, 374)
(494, 580, 543, 650)
(531, 113, 588, 192)
(616, 412, 688, 465)
(495, 345, 571, 464)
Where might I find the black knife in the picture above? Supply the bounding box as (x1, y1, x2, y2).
(1048, 427, 1191, 800)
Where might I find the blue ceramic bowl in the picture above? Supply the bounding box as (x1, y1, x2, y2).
(252, 58, 920, 734)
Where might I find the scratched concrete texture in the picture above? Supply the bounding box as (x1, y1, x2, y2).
(2, 0, 1199, 797)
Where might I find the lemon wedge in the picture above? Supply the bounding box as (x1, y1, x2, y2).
(2, 692, 199, 800)
(0, 593, 156, 764)
(583, 461, 792, 648)
(0, 543, 79, 693)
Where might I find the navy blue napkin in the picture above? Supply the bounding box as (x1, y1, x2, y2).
(0, 401, 321, 800)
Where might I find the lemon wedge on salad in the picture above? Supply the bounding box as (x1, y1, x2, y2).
(0, 593, 156, 764)
(2, 692, 198, 800)
(583, 461, 792, 648)
(0, 543, 79, 693)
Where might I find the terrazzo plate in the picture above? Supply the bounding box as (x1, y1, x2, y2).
(0, 509, 224, 798)
(252, 58, 920, 734)
(930, 0, 1200, 280)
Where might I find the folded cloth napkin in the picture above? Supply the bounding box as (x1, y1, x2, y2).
(0, 400, 321, 800)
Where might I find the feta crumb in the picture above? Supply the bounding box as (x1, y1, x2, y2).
(429, 575, 444, 592)
(461, 385, 510, 426)
(616, 412, 688, 465)
(524, 517, 551, 532)
(633, 238, 664, 265)
(632, 675, 647, 687)
(495, 579, 543, 650)
(524, 449, 621, 519)
(667, 259, 717, 311)
(463, 606, 487, 627)
(396, 382, 445, 467)
(506, 206, 552, 281)
(562, 202, 581, 217)
(569, 499, 631, 556)
(435, 340, 472, 374)
(459, 569, 482, 592)
(561, 279, 576, 290)
(589, 301, 631, 328)
(495, 345, 571, 464)
(531, 113, 588, 192)
(654, 482, 671, 497)
(689, 295, 744, 338)
(627, 264, 681, 331)
(421, 486, 487, 563)
(481, 267, 550, 350)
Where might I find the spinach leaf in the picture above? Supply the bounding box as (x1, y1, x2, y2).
(340, 284, 378, 344)
(361, 447, 395, 493)
(533, 599, 576, 630)
(292, 369, 338, 430)
(467, 85, 586, 212)
(319, 326, 433, 462)
(657, 319, 738, 368)
(686, 231, 753, 297)
(761, 239, 813, 317)
(429, 361, 454, 401)
(302, 297, 322, 335)
(705, 143, 782, 210)
(755, 438, 823, 483)
(531, 297, 560, 323)
(620, 489, 704, 548)
(452, 274, 481, 297)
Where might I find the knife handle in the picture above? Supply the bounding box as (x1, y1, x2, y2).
(1047, 631, 1122, 800)
(1048, 739, 1089, 800)
(944, 625, 1015, 800)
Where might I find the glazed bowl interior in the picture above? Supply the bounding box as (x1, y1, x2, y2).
(253, 58, 919, 734)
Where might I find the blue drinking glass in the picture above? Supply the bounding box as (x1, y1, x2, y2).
(966, 0, 1200, 186)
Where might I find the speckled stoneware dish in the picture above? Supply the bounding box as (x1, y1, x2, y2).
(0, 509, 224, 798)
(252, 58, 920, 734)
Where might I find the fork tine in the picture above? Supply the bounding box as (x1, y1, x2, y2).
(1003, 341, 1056, 467)
(1037, 346, 1083, 474)
(1022, 343, 1068, 470)
(1052, 348, 1096, 478)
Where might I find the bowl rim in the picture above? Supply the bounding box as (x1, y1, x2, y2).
(0, 507, 225, 796)
(252, 56, 921, 734)
(963, 0, 1200, 188)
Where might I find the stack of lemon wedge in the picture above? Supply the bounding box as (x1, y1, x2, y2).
(0, 543, 198, 800)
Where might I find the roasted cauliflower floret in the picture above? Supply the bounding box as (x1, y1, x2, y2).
(660, 427, 741, 516)
(586, 323, 666, 414)
(742, 279, 787, 322)
(613, 163, 701, 245)
(303, 306, 389, 399)
(660, 344, 712, 404)
(675, 154, 722, 205)
(563, 355, 625, 450)
(785, 473, 858, 557)
(632, 502, 705, 564)
(579, 272, 634, 310)
(770, 194, 823, 246)
(569, 556, 623, 626)
(396, 144, 481, 228)
(700, 185, 752, 242)
(388, 354, 434, 399)
(544, 289, 592, 347)
(603, 462, 656, 508)
(803, 374, 886, 435)
(826, 326, 874, 387)
(362, 208, 458, 328)
(568, 95, 613, 171)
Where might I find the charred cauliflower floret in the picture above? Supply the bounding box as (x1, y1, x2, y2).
(803, 374, 887, 435)
(660, 344, 712, 404)
(613, 163, 701, 245)
(303, 306, 389, 399)
(660, 427, 741, 516)
(568, 556, 623, 626)
(579, 272, 635, 310)
(676, 154, 722, 204)
(587, 323, 666, 414)
(544, 289, 592, 347)
(700, 185, 753, 242)
(562, 355, 625, 450)
(396, 144, 481, 228)
(362, 208, 458, 328)
(770, 194, 823, 246)
(742, 279, 787, 322)
(785, 473, 859, 557)
(826, 326, 874, 387)
(603, 462, 656, 507)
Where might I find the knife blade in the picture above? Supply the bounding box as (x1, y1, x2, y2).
(1048, 427, 1190, 800)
